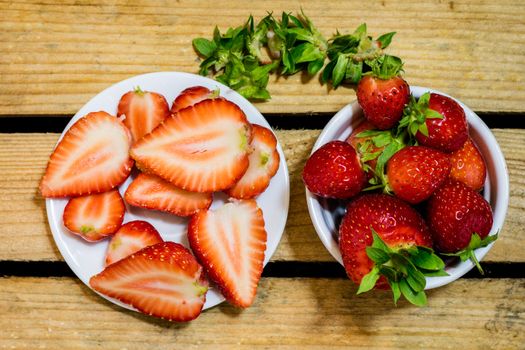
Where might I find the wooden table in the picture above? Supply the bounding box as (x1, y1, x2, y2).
(1, 1, 524, 348)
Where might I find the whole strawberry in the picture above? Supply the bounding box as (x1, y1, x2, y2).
(427, 179, 496, 273)
(449, 138, 486, 191)
(386, 146, 451, 204)
(400, 92, 468, 153)
(303, 141, 366, 199)
(339, 193, 447, 306)
(357, 55, 410, 130)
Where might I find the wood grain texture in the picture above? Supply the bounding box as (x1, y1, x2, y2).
(0, 277, 523, 349)
(1, 0, 524, 115)
(0, 130, 524, 262)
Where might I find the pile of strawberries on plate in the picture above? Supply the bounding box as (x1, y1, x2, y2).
(40, 86, 280, 321)
(302, 67, 497, 306)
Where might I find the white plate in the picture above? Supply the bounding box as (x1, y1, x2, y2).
(306, 86, 509, 290)
(46, 72, 290, 311)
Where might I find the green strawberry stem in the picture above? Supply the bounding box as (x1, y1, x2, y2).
(442, 233, 498, 275)
(358, 229, 448, 307)
(133, 86, 145, 95)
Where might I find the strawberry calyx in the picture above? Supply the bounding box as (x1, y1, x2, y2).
(354, 129, 406, 193)
(357, 229, 448, 306)
(399, 92, 444, 141)
(442, 233, 498, 275)
(366, 54, 404, 80)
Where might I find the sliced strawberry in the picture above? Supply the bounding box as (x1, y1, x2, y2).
(117, 87, 170, 143)
(90, 242, 208, 322)
(188, 200, 267, 308)
(130, 98, 252, 193)
(105, 220, 164, 266)
(225, 124, 280, 199)
(40, 111, 133, 198)
(63, 190, 125, 242)
(449, 138, 487, 191)
(171, 86, 217, 114)
(124, 173, 212, 216)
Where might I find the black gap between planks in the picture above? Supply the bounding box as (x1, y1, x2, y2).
(0, 260, 523, 279)
(1, 112, 525, 133)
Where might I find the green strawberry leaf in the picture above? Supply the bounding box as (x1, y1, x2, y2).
(405, 261, 427, 292)
(308, 58, 325, 75)
(411, 249, 445, 271)
(389, 280, 401, 305)
(399, 278, 427, 307)
(332, 54, 349, 88)
(357, 266, 380, 294)
(371, 229, 392, 253)
(193, 38, 217, 58)
(425, 109, 444, 119)
(366, 247, 390, 265)
(376, 32, 396, 49)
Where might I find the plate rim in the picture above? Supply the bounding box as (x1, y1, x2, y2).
(45, 71, 290, 311)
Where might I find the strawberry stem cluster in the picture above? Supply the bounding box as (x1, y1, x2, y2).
(359, 230, 447, 306)
(193, 13, 399, 99)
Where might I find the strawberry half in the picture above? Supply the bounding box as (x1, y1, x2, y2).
(90, 242, 208, 322)
(63, 190, 125, 242)
(386, 146, 451, 204)
(339, 193, 446, 306)
(117, 87, 170, 143)
(427, 179, 495, 273)
(40, 111, 133, 198)
(125, 173, 213, 216)
(303, 141, 366, 199)
(130, 98, 252, 193)
(188, 200, 267, 308)
(225, 124, 280, 199)
(105, 220, 164, 266)
(449, 138, 487, 191)
(171, 86, 218, 114)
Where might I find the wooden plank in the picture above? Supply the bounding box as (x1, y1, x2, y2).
(1, 0, 524, 115)
(0, 130, 524, 263)
(0, 277, 523, 349)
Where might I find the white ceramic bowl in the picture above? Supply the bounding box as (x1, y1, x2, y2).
(306, 86, 509, 289)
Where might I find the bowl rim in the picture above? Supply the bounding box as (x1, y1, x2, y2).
(305, 86, 510, 290)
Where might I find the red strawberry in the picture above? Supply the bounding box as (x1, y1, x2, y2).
(63, 190, 125, 242)
(125, 173, 212, 216)
(357, 75, 410, 130)
(225, 124, 280, 199)
(40, 111, 133, 198)
(90, 242, 208, 322)
(188, 200, 267, 308)
(117, 87, 170, 143)
(171, 86, 217, 114)
(386, 146, 451, 204)
(339, 193, 444, 306)
(402, 93, 468, 153)
(302, 141, 366, 199)
(427, 179, 495, 273)
(449, 138, 486, 191)
(130, 98, 252, 193)
(105, 220, 164, 266)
